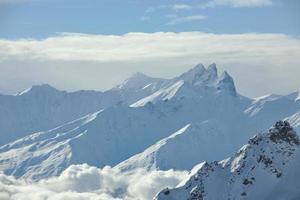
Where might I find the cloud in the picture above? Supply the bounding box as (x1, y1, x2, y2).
(204, 0, 273, 8)
(0, 32, 300, 97)
(171, 4, 192, 10)
(167, 0, 273, 10)
(166, 15, 207, 25)
(140, 16, 150, 21)
(0, 164, 187, 200)
(1, 32, 299, 63)
(145, 7, 155, 13)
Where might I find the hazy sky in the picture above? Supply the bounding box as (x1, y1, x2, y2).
(0, 0, 299, 97)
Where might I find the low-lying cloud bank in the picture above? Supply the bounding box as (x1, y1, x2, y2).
(1, 32, 299, 63)
(0, 164, 187, 200)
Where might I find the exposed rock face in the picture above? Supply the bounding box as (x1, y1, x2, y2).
(155, 121, 300, 200)
(269, 120, 300, 145)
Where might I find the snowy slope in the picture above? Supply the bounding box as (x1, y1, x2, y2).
(0, 90, 248, 180)
(156, 121, 300, 200)
(0, 85, 112, 145)
(0, 104, 184, 180)
(116, 120, 252, 172)
(0, 73, 169, 145)
(286, 111, 300, 133)
(0, 64, 299, 181)
(0, 112, 97, 180)
(116, 109, 300, 173)
(116, 88, 300, 173)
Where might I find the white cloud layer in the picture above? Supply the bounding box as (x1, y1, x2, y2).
(1, 32, 299, 63)
(0, 164, 187, 200)
(0, 31, 300, 97)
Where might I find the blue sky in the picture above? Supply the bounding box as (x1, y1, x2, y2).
(0, 0, 299, 97)
(0, 0, 299, 39)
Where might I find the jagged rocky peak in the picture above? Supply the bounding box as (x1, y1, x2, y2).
(179, 63, 218, 86)
(155, 121, 300, 200)
(178, 63, 205, 83)
(207, 63, 217, 76)
(177, 63, 238, 96)
(216, 70, 237, 96)
(269, 120, 299, 145)
(202, 63, 218, 85)
(249, 120, 299, 146)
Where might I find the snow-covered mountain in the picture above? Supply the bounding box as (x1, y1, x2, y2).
(0, 64, 299, 182)
(116, 121, 248, 172)
(155, 121, 300, 200)
(0, 73, 168, 146)
(116, 110, 300, 173)
(0, 85, 111, 145)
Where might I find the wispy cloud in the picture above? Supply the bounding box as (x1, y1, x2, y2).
(140, 16, 150, 21)
(167, 15, 207, 25)
(145, 7, 155, 13)
(202, 0, 273, 8)
(168, 0, 273, 10)
(141, 0, 272, 23)
(172, 4, 192, 10)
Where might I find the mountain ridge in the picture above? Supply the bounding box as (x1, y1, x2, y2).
(0, 63, 299, 183)
(155, 121, 300, 200)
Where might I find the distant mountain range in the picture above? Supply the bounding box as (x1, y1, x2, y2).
(0, 63, 299, 185)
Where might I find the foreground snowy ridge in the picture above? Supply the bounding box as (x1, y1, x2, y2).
(155, 121, 300, 200)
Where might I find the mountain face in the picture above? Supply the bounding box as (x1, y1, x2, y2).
(0, 85, 111, 145)
(155, 121, 300, 200)
(0, 74, 168, 146)
(0, 64, 299, 182)
(116, 121, 249, 172)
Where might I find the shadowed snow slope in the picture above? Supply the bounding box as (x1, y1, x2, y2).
(0, 64, 299, 181)
(0, 85, 108, 145)
(0, 74, 168, 145)
(156, 121, 300, 200)
(116, 121, 249, 172)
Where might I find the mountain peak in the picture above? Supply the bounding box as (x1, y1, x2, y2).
(268, 120, 299, 145)
(156, 120, 300, 200)
(216, 71, 237, 96)
(130, 72, 150, 79)
(116, 72, 162, 90)
(284, 90, 300, 102)
(178, 63, 219, 86)
(179, 64, 205, 82)
(17, 84, 59, 96)
(194, 63, 206, 71)
(207, 63, 217, 73)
